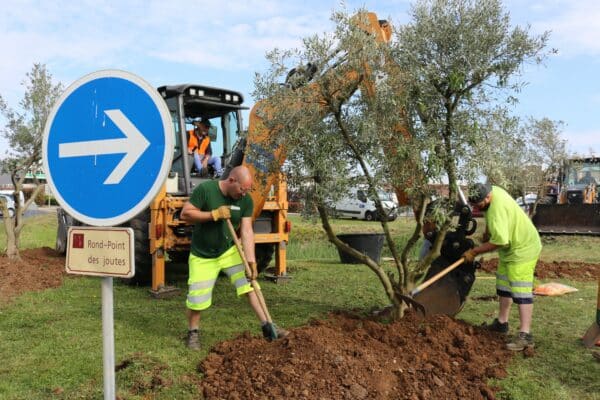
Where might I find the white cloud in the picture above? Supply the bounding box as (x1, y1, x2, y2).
(529, 0, 600, 57)
(564, 128, 600, 156)
(0, 0, 331, 87)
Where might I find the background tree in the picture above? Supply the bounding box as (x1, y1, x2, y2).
(252, 0, 548, 319)
(466, 114, 566, 207)
(524, 117, 567, 208)
(0, 63, 63, 259)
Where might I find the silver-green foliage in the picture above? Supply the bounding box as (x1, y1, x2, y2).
(394, 0, 549, 188)
(252, 1, 548, 318)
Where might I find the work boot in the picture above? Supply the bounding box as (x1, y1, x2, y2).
(262, 322, 289, 341)
(482, 318, 509, 334)
(506, 332, 534, 351)
(186, 329, 200, 350)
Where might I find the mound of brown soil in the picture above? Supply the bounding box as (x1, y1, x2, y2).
(0, 247, 66, 304)
(480, 258, 599, 281)
(199, 312, 512, 400)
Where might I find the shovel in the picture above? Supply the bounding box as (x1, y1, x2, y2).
(224, 215, 278, 339)
(399, 257, 466, 316)
(582, 277, 600, 348)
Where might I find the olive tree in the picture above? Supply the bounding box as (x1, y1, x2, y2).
(0, 63, 63, 259)
(252, 0, 548, 319)
(466, 114, 566, 204)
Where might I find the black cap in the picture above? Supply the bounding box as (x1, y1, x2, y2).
(468, 183, 491, 204)
(193, 118, 211, 127)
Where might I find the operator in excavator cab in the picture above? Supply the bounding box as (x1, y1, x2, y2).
(462, 182, 541, 351)
(188, 118, 223, 178)
(579, 170, 597, 186)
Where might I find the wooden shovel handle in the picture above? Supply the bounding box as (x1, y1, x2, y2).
(225, 219, 272, 323)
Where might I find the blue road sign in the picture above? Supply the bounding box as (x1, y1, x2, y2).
(43, 70, 174, 226)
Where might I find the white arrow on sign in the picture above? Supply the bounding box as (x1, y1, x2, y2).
(58, 109, 151, 184)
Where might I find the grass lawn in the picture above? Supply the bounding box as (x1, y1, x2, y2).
(0, 212, 599, 399)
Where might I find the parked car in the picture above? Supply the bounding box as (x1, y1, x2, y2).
(516, 193, 537, 215)
(332, 188, 398, 221)
(0, 194, 15, 218)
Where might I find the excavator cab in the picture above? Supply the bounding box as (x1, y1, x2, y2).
(157, 84, 247, 195)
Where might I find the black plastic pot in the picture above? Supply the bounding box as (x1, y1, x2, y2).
(336, 233, 385, 264)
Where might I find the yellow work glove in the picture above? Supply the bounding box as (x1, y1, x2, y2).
(247, 261, 258, 280)
(211, 205, 231, 221)
(462, 248, 477, 264)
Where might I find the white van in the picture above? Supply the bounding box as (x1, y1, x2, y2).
(0, 193, 16, 218)
(332, 188, 398, 221)
(0, 190, 24, 207)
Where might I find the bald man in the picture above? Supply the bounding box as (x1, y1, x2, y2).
(180, 166, 287, 349)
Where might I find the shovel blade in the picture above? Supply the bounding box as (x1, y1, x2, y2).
(582, 323, 600, 348)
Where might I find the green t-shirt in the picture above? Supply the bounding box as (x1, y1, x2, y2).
(189, 180, 253, 258)
(485, 186, 542, 263)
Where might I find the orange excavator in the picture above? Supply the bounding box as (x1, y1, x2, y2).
(56, 84, 291, 296)
(56, 11, 478, 314)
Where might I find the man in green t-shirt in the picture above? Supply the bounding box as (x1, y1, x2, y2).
(462, 183, 542, 351)
(180, 166, 288, 350)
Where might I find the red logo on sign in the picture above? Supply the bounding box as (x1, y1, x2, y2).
(72, 233, 84, 248)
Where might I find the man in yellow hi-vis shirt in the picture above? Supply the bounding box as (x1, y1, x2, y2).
(462, 183, 541, 351)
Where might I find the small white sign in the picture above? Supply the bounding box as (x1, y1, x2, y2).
(66, 227, 135, 278)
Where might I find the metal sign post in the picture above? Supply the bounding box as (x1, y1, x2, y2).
(102, 277, 115, 400)
(67, 226, 134, 399)
(43, 70, 173, 399)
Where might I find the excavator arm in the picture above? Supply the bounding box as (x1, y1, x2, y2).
(243, 12, 402, 219)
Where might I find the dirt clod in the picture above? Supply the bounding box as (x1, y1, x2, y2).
(198, 312, 513, 399)
(480, 258, 599, 281)
(0, 247, 66, 304)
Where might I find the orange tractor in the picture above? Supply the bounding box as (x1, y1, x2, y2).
(533, 157, 600, 235)
(56, 84, 291, 295)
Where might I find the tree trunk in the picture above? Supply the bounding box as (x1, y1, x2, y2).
(4, 220, 20, 260)
(388, 301, 408, 320)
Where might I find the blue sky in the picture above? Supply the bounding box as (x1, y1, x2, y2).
(1, 0, 599, 156)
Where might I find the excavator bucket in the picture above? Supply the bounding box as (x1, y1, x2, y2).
(410, 256, 476, 317)
(413, 275, 463, 316)
(532, 204, 600, 235)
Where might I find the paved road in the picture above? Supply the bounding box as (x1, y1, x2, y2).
(0, 204, 58, 219)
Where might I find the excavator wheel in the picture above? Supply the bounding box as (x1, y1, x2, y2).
(55, 208, 82, 254)
(256, 243, 275, 273)
(122, 209, 152, 286)
(168, 251, 190, 264)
